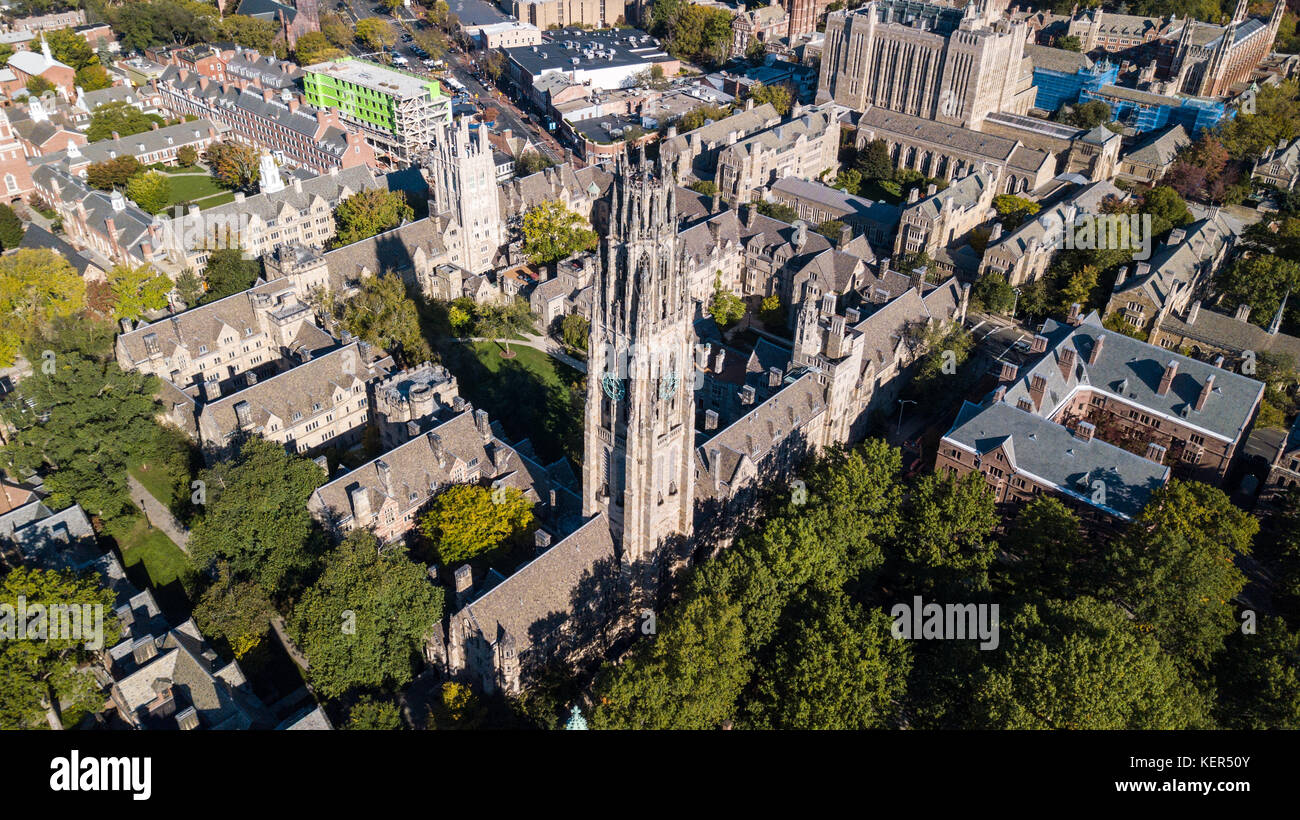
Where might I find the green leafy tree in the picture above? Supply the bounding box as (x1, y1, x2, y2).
(900, 469, 998, 590)
(108, 263, 172, 321)
(759, 293, 783, 327)
(560, 312, 589, 353)
(188, 437, 327, 595)
(45, 28, 97, 70)
(74, 64, 113, 91)
(593, 592, 750, 729)
(746, 82, 793, 115)
(833, 167, 863, 195)
(1215, 255, 1300, 330)
(1107, 479, 1258, 669)
(25, 76, 55, 95)
(1056, 34, 1082, 51)
(1059, 99, 1112, 129)
(0, 568, 117, 729)
(515, 151, 555, 177)
(126, 170, 171, 215)
(677, 104, 732, 132)
(1220, 80, 1300, 159)
(992, 194, 1040, 230)
(174, 268, 203, 306)
(0, 203, 25, 250)
(199, 248, 261, 304)
(87, 101, 155, 142)
(1, 327, 160, 517)
(856, 138, 895, 181)
(347, 696, 403, 729)
(708, 274, 746, 327)
(1213, 616, 1300, 729)
(687, 179, 718, 196)
(0, 249, 85, 367)
(356, 18, 397, 51)
(218, 14, 279, 52)
(521, 200, 598, 265)
(968, 597, 1210, 729)
(330, 189, 414, 248)
(86, 155, 145, 191)
(754, 200, 799, 223)
(908, 322, 974, 403)
(192, 562, 276, 659)
(814, 219, 845, 243)
(971, 272, 1017, 315)
(291, 529, 445, 698)
(294, 31, 346, 65)
(745, 593, 911, 729)
(334, 274, 432, 365)
(997, 496, 1088, 600)
(417, 484, 534, 565)
(176, 145, 198, 167)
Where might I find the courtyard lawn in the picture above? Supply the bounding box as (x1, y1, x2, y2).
(157, 170, 228, 210)
(443, 341, 585, 466)
(102, 513, 194, 618)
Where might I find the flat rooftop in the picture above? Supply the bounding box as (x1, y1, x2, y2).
(303, 59, 438, 100)
(505, 28, 670, 77)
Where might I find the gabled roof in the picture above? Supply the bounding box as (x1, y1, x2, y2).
(943, 399, 1169, 520)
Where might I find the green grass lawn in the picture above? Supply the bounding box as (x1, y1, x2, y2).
(443, 341, 585, 466)
(101, 513, 194, 619)
(188, 191, 236, 209)
(160, 171, 228, 208)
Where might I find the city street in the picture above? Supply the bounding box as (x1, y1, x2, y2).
(332, 0, 562, 163)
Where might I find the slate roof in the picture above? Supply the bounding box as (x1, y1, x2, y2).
(1158, 307, 1300, 362)
(660, 102, 780, 161)
(18, 224, 101, 277)
(770, 175, 901, 226)
(35, 119, 223, 168)
(944, 399, 1169, 520)
(986, 180, 1125, 257)
(1123, 124, 1191, 168)
(316, 216, 448, 291)
(1112, 210, 1241, 308)
(453, 514, 617, 654)
(1002, 313, 1265, 444)
(696, 371, 826, 495)
(1023, 43, 1095, 74)
(906, 171, 991, 221)
(309, 410, 527, 529)
(498, 162, 612, 219)
(117, 278, 306, 368)
(197, 342, 383, 442)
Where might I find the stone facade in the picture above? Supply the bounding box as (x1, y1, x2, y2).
(818, 0, 1036, 129)
(715, 103, 840, 204)
(427, 118, 505, 275)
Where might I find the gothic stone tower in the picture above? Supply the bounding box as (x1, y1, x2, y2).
(428, 118, 503, 275)
(582, 151, 695, 571)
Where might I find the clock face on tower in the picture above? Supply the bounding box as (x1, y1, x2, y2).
(602, 372, 626, 402)
(658, 370, 679, 400)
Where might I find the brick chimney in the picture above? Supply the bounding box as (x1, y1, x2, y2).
(1156, 360, 1178, 396)
(1144, 441, 1167, 463)
(1059, 347, 1076, 378)
(1075, 420, 1096, 442)
(1089, 334, 1105, 365)
(1195, 373, 1215, 411)
(1029, 374, 1047, 410)
(1067, 302, 1082, 325)
(1030, 334, 1048, 353)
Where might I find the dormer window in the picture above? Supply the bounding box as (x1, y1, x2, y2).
(198, 344, 208, 354)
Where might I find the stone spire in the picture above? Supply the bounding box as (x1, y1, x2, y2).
(258, 151, 284, 194)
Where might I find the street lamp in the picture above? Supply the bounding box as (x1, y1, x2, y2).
(896, 399, 917, 436)
(1010, 287, 1020, 319)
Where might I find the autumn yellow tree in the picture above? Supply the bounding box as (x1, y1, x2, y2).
(418, 484, 534, 565)
(0, 250, 85, 366)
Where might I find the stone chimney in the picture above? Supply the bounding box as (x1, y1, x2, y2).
(695, 342, 710, 370)
(349, 486, 371, 523)
(427, 431, 446, 467)
(1089, 334, 1105, 365)
(704, 409, 719, 430)
(768, 366, 782, 388)
(1186, 300, 1201, 324)
(1234, 303, 1251, 322)
(739, 384, 756, 405)
(989, 222, 1003, 242)
(453, 564, 473, 607)
(534, 528, 552, 556)
(1144, 441, 1167, 463)
(1157, 360, 1178, 396)
(1195, 373, 1215, 411)
(1075, 420, 1096, 442)
(474, 408, 491, 440)
(713, 347, 726, 373)
(826, 314, 846, 359)
(203, 379, 221, 401)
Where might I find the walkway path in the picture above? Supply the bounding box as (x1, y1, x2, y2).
(126, 474, 191, 554)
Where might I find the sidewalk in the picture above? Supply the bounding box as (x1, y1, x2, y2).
(126, 474, 191, 554)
